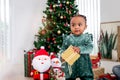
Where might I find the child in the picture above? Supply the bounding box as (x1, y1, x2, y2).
(59, 14, 94, 80)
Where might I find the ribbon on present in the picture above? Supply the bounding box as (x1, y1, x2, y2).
(24, 53, 34, 77)
(28, 53, 31, 77)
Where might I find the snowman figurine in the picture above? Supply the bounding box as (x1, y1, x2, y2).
(50, 53, 65, 80)
(31, 46, 51, 80)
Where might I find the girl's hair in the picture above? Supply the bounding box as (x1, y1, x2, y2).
(70, 14, 87, 23)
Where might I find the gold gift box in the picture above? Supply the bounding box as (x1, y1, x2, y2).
(61, 45, 80, 65)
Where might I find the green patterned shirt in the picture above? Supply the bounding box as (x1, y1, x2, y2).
(59, 33, 94, 80)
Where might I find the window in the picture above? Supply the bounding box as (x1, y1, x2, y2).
(76, 0, 100, 54)
(0, 0, 10, 58)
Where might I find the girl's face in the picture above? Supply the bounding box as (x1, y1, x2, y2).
(70, 16, 87, 36)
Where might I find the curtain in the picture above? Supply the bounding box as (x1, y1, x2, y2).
(76, 0, 100, 54)
(0, 0, 10, 58)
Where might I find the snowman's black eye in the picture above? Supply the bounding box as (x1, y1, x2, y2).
(55, 70, 57, 72)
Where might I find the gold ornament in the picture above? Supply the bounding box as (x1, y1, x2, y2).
(66, 1, 69, 5)
(53, 22, 56, 25)
(39, 29, 47, 35)
(54, 41, 56, 44)
(60, 16, 63, 19)
(57, 30, 61, 34)
(53, 5, 56, 8)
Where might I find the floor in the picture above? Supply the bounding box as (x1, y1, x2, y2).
(0, 58, 119, 80)
(100, 59, 120, 73)
(0, 59, 32, 80)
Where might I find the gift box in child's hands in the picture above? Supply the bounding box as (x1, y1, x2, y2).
(61, 45, 80, 65)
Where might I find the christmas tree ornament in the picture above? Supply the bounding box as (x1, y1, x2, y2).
(48, 46, 50, 49)
(50, 4, 53, 9)
(60, 16, 63, 19)
(53, 22, 56, 25)
(47, 38, 50, 42)
(52, 38, 55, 41)
(54, 41, 56, 44)
(64, 23, 68, 27)
(49, 9, 53, 12)
(66, 1, 69, 5)
(53, 4, 56, 8)
(39, 29, 47, 35)
(59, 3, 62, 8)
(57, 30, 61, 34)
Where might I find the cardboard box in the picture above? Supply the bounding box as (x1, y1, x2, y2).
(93, 67, 105, 79)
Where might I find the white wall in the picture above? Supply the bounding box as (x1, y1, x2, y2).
(100, 0, 120, 50)
(101, 60, 120, 73)
(101, 0, 120, 22)
(10, 0, 47, 63)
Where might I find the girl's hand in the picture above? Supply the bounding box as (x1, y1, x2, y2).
(73, 46, 80, 54)
(61, 58, 65, 62)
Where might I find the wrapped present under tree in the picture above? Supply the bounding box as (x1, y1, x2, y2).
(93, 67, 105, 79)
(24, 51, 34, 77)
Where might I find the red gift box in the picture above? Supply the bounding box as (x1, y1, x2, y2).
(91, 55, 100, 68)
(99, 73, 117, 80)
(91, 57, 100, 68)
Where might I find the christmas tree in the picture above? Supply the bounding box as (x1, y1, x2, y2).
(34, 0, 78, 53)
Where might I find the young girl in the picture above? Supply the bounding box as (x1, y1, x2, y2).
(59, 14, 94, 80)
